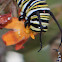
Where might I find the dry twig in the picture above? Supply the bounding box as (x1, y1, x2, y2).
(0, 0, 11, 13)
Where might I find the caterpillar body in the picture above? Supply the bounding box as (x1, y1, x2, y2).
(16, 0, 50, 32)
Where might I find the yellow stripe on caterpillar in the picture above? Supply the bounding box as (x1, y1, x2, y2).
(19, 0, 29, 8)
(40, 16, 49, 18)
(40, 18, 49, 20)
(33, 5, 48, 9)
(31, 15, 49, 19)
(17, 0, 20, 4)
(30, 25, 41, 31)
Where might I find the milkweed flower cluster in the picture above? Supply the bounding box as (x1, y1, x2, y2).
(0, 13, 37, 50)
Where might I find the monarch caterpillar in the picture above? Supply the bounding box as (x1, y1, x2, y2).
(16, 0, 62, 52)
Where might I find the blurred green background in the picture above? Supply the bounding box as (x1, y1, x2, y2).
(0, 0, 62, 62)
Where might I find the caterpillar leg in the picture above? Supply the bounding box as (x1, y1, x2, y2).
(37, 11, 43, 52)
(24, 21, 29, 28)
(19, 16, 24, 21)
(49, 11, 62, 49)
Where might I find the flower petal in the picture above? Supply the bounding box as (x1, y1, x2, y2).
(0, 12, 11, 24)
(4, 17, 25, 29)
(15, 39, 27, 50)
(2, 30, 18, 46)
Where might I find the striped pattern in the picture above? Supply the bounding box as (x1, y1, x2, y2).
(16, 0, 50, 32)
(56, 52, 61, 62)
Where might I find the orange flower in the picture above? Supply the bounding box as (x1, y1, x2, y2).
(2, 17, 37, 50)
